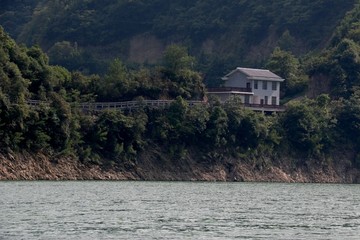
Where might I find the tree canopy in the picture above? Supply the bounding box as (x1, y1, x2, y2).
(1, 0, 356, 82)
(2, 2, 360, 172)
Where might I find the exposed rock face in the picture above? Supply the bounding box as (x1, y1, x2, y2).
(1, 152, 359, 183)
(129, 34, 165, 64)
(0, 153, 137, 180)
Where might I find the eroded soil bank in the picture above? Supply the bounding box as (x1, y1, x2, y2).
(0, 152, 359, 183)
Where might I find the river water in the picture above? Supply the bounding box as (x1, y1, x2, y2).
(0, 181, 359, 239)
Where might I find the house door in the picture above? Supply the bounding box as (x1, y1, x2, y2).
(264, 96, 268, 105)
(245, 95, 250, 104)
(272, 96, 277, 105)
(260, 99, 264, 105)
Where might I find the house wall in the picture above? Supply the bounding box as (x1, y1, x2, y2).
(223, 72, 250, 88)
(252, 81, 281, 105)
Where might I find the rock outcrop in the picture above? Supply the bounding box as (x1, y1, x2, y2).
(1, 151, 359, 183)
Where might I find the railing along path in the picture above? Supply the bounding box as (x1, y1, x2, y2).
(77, 100, 205, 111)
(26, 99, 286, 112)
(27, 99, 205, 111)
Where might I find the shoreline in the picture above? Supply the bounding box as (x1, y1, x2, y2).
(1, 152, 359, 183)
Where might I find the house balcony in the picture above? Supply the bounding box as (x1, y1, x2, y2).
(243, 103, 286, 112)
(207, 87, 253, 93)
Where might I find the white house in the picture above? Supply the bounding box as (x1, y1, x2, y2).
(207, 67, 285, 110)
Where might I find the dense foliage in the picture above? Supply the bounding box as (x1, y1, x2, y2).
(1, 25, 360, 170)
(0, 0, 356, 83)
(307, 3, 360, 99)
(2, 2, 360, 171)
(0, 27, 206, 164)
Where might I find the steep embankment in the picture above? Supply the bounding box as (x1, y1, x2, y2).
(1, 152, 359, 183)
(0, 153, 136, 181)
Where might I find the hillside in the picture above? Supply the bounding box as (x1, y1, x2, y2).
(2, 2, 360, 182)
(0, 0, 357, 84)
(1, 25, 360, 182)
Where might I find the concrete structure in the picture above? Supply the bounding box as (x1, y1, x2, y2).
(207, 67, 285, 111)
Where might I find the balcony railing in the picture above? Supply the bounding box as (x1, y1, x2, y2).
(207, 87, 252, 92)
(243, 103, 286, 111)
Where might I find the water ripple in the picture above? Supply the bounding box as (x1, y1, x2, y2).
(0, 182, 360, 239)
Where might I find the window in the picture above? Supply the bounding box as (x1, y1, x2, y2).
(272, 82, 277, 90)
(272, 96, 277, 105)
(254, 80, 258, 89)
(262, 81, 267, 90)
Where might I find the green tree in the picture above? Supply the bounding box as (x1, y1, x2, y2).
(228, 108, 266, 150)
(205, 105, 228, 148)
(163, 44, 195, 74)
(97, 59, 135, 101)
(266, 47, 307, 98)
(48, 41, 81, 68)
(280, 96, 336, 156)
(22, 107, 52, 151)
(91, 110, 146, 162)
(161, 44, 205, 100)
(333, 38, 360, 95)
(184, 103, 209, 144)
(278, 30, 296, 51)
(336, 89, 360, 144)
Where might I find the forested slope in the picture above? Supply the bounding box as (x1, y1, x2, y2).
(0, 0, 356, 83)
(1, 26, 360, 181)
(2, 1, 360, 181)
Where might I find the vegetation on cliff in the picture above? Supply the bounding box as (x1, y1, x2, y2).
(0, 0, 357, 83)
(1, 22, 360, 176)
(2, 2, 360, 180)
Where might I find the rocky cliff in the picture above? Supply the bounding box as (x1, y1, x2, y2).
(1, 152, 359, 183)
